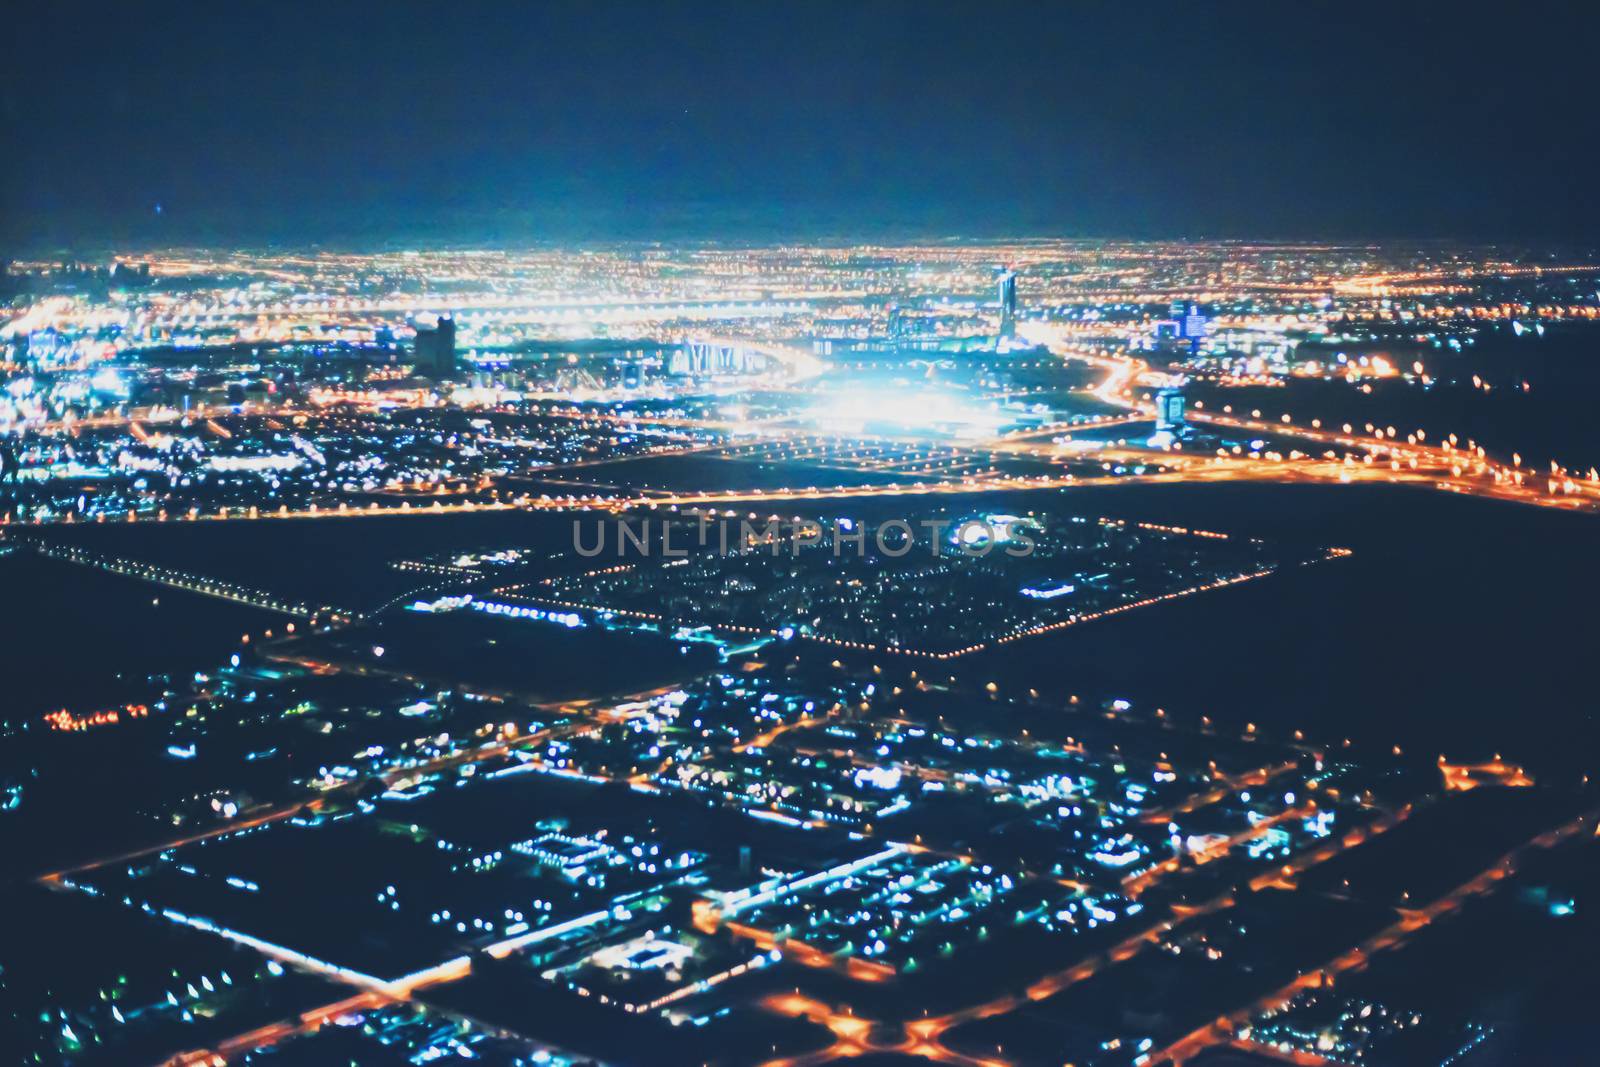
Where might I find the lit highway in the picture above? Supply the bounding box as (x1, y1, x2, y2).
(9, 239, 1600, 1067)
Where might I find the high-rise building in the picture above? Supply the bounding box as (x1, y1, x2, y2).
(1155, 387, 1186, 432)
(996, 270, 1018, 338)
(413, 316, 457, 376)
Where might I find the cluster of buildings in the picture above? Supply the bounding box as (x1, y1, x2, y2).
(5, 240, 1596, 1065)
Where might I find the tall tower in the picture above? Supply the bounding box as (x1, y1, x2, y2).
(413, 315, 457, 376)
(1155, 388, 1186, 432)
(1178, 303, 1208, 355)
(996, 269, 1018, 339)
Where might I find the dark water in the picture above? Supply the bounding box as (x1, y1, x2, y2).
(28, 509, 584, 612)
(1194, 322, 1600, 473)
(302, 608, 721, 702)
(0, 552, 286, 722)
(964, 481, 1600, 779)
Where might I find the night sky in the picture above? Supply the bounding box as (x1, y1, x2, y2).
(5, 1, 1598, 248)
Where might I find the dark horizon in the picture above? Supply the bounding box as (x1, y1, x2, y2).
(6, 0, 1600, 250)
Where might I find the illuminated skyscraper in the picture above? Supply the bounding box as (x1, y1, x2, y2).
(1155, 387, 1186, 431)
(996, 270, 1018, 338)
(887, 303, 906, 340)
